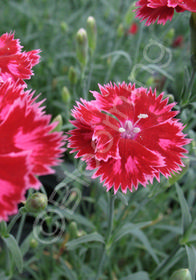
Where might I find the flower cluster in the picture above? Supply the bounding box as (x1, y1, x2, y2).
(135, 0, 196, 25)
(0, 33, 65, 221)
(68, 83, 190, 194)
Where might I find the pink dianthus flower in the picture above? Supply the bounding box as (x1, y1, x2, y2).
(135, 0, 196, 26)
(0, 81, 65, 221)
(0, 32, 40, 84)
(68, 82, 190, 194)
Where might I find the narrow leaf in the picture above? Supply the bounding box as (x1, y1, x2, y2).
(186, 244, 196, 280)
(175, 184, 192, 233)
(121, 271, 150, 280)
(66, 232, 105, 250)
(2, 234, 23, 273)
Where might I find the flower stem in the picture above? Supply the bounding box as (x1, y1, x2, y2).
(95, 192, 115, 280)
(16, 213, 26, 243)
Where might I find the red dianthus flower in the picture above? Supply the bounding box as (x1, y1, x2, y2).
(135, 0, 196, 25)
(68, 82, 190, 194)
(0, 81, 65, 221)
(0, 32, 40, 84)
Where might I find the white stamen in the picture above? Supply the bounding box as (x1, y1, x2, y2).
(138, 113, 148, 119)
(133, 127, 141, 134)
(119, 127, 126, 133)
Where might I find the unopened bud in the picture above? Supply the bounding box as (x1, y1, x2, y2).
(52, 115, 63, 132)
(170, 269, 192, 280)
(62, 86, 71, 104)
(68, 221, 78, 239)
(117, 23, 124, 37)
(76, 28, 88, 67)
(125, 3, 136, 25)
(60, 21, 68, 33)
(25, 193, 48, 214)
(164, 28, 175, 45)
(165, 93, 175, 104)
(86, 16, 97, 54)
(68, 66, 77, 85)
(30, 238, 38, 248)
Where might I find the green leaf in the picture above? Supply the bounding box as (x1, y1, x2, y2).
(121, 271, 150, 280)
(114, 222, 159, 264)
(175, 183, 192, 233)
(186, 244, 196, 280)
(2, 234, 23, 273)
(66, 232, 105, 250)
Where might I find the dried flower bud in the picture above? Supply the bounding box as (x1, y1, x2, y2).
(170, 269, 192, 280)
(68, 66, 78, 85)
(76, 28, 88, 67)
(86, 16, 97, 54)
(25, 193, 48, 214)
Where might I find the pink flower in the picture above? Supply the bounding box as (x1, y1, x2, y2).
(68, 82, 190, 194)
(135, 0, 196, 26)
(0, 32, 40, 84)
(0, 81, 65, 221)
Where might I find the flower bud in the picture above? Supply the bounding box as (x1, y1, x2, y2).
(60, 21, 68, 33)
(62, 86, 71, 104)
(125, 3, 136, 25)
(170, 268, 192, 280)
(86, 16, 97, 54)
(68, 221, 78, 239)
(30, 238, 38, 248)
(68, 66, 78, 85)
(25, 193, 48, 214)
(52, 114, 63, 132)
(164, 28, 175, 45)
(76, 28, 88, 67)
(117, 23, 124, 37)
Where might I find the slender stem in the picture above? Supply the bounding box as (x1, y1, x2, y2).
(95, 192, 115, 280)
(16, 213, 26, 243)
(188, 69, 196, 100)
(7, 212, 21, 233)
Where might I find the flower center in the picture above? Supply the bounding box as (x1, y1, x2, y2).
(119, 120, 140, 139)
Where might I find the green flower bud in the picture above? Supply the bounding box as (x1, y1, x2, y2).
(164, 28, 175, 45)
(25, 193, 48, 214)
(164, 93, 175, 104)
(30, 238, 38, 248)
(60, 21, 68, 33)
(61, 86, 71, 104)
(117, 23, 124, 37)
(68, 221, 78, 239)
(170, 269, 192, 280)
(125, 3, 136, 25)
(76, 28, 88, 67)
(190, 13, 196, 70)
(86, 16, 97, 54)
(52, 114, 63, 132)
(68, 66, 78, 85)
